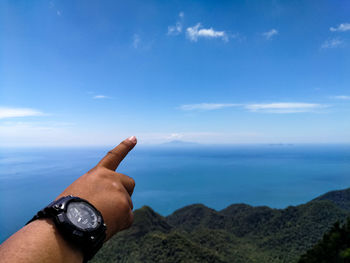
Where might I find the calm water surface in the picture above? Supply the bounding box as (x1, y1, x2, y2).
(1, 144, 350, 242)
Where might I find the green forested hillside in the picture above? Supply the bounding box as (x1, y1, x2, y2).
(92, 188, 350, 263)
(298, 218, 350, 263)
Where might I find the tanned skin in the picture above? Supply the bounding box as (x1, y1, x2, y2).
(0, 136, 138, 263)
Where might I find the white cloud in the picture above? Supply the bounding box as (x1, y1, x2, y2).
(93, 95, 110, 99)
(0, 122, 79, 147)
(168, 12, 184, 36)
(139, 131, 262, 144)
(0, 107, 44, 119)
(180, 103, 239, 111)
(245, 103, 327, 113)
(321, 38, 343, 49)
(186, 23, 228, 42)
(330, 23, 350, 32)
(262, 29, 278, 40)
(166, 133, 184, 140)
(131, 34, 153, 50)
(331, 95, 350, 100)
(179, 102, 328, 113)
(0, 121, 131, 147)
(168, 23, 182, 36)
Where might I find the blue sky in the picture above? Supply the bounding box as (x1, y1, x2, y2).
(1, 0, 350, 146)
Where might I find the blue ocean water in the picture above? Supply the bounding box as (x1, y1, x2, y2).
(1, 144, 350, 243)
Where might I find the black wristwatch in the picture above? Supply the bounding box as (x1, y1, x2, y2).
(27, 196, 107, 262)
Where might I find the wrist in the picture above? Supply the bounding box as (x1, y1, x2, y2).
(0, 218, 83, 263)
(29, 219, 84, 261)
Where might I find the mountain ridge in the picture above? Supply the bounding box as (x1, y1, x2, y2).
(92, 188, 350, 263)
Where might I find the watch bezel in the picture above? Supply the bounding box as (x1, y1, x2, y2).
(51, 196, 106, 243)
(60, 200, 102, 231)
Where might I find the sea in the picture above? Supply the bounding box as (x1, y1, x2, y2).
(1, 144, 350, 243)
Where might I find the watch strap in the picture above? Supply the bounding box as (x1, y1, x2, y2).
(26, 199, 61, 225)
(26, 196, 106, 262)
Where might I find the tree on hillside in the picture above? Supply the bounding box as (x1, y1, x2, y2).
(298, 218, 350, 263)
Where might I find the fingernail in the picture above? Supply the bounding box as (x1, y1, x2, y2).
(127, 136, 137, 144)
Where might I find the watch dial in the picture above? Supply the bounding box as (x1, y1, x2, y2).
(66, 201, 99, 230)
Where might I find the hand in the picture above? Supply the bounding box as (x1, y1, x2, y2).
(56, 136, 137, 240)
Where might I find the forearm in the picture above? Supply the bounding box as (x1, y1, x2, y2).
(0, 137, 137, 262)
(0, 219, 83, 263)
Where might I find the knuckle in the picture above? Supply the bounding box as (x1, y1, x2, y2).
(119, 196, 129, 209)
(111, 181, 121, 190)
(95, 167, 116, 180)
(87, 166, 99, 175)
(118, 173, 135, 190)
(115, 172, 126, 178)
(112, 181, 124, 192)
(129, 177, 135, 187)
(93, 166, 106, 175)
(121, 140, 133, 148)
(120, 197, 132, 213)
(108, 150, 123, 159)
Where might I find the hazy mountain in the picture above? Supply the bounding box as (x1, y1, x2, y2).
(92, 188, 350, 263)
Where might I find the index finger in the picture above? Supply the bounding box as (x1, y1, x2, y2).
(97, 136, 137, 171)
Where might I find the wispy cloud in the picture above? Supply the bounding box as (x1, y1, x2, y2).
(330, 23, 350, 32)
(186, 23, 228, 42)
(321, 38, 343, 49)
(168, 12, 184, 36)
(93, 95, 110, 99)
(262, 29, 278, 40)
(331, 95, 350, 100)
(180, 103, 239, 111)
(179, 102, 328, 113)
(132, 34, 140, 48)
(0, 121, 87, 147)
(49, 1, 62, 16)
(245, 103, 327, 113)
(131, 34, 153, 50)
(0, 107, 44, 119)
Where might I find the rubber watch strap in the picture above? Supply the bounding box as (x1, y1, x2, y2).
(27, 196, 106, 262)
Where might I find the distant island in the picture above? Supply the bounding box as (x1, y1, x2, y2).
(160, 141, 298, 147)
(268, 143, 295, 146)
(92, 188, 350, 263)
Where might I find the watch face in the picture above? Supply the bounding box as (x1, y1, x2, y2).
(66, 201, 99, 230)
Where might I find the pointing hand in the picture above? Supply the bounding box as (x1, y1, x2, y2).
(56, 136, 137, 240)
